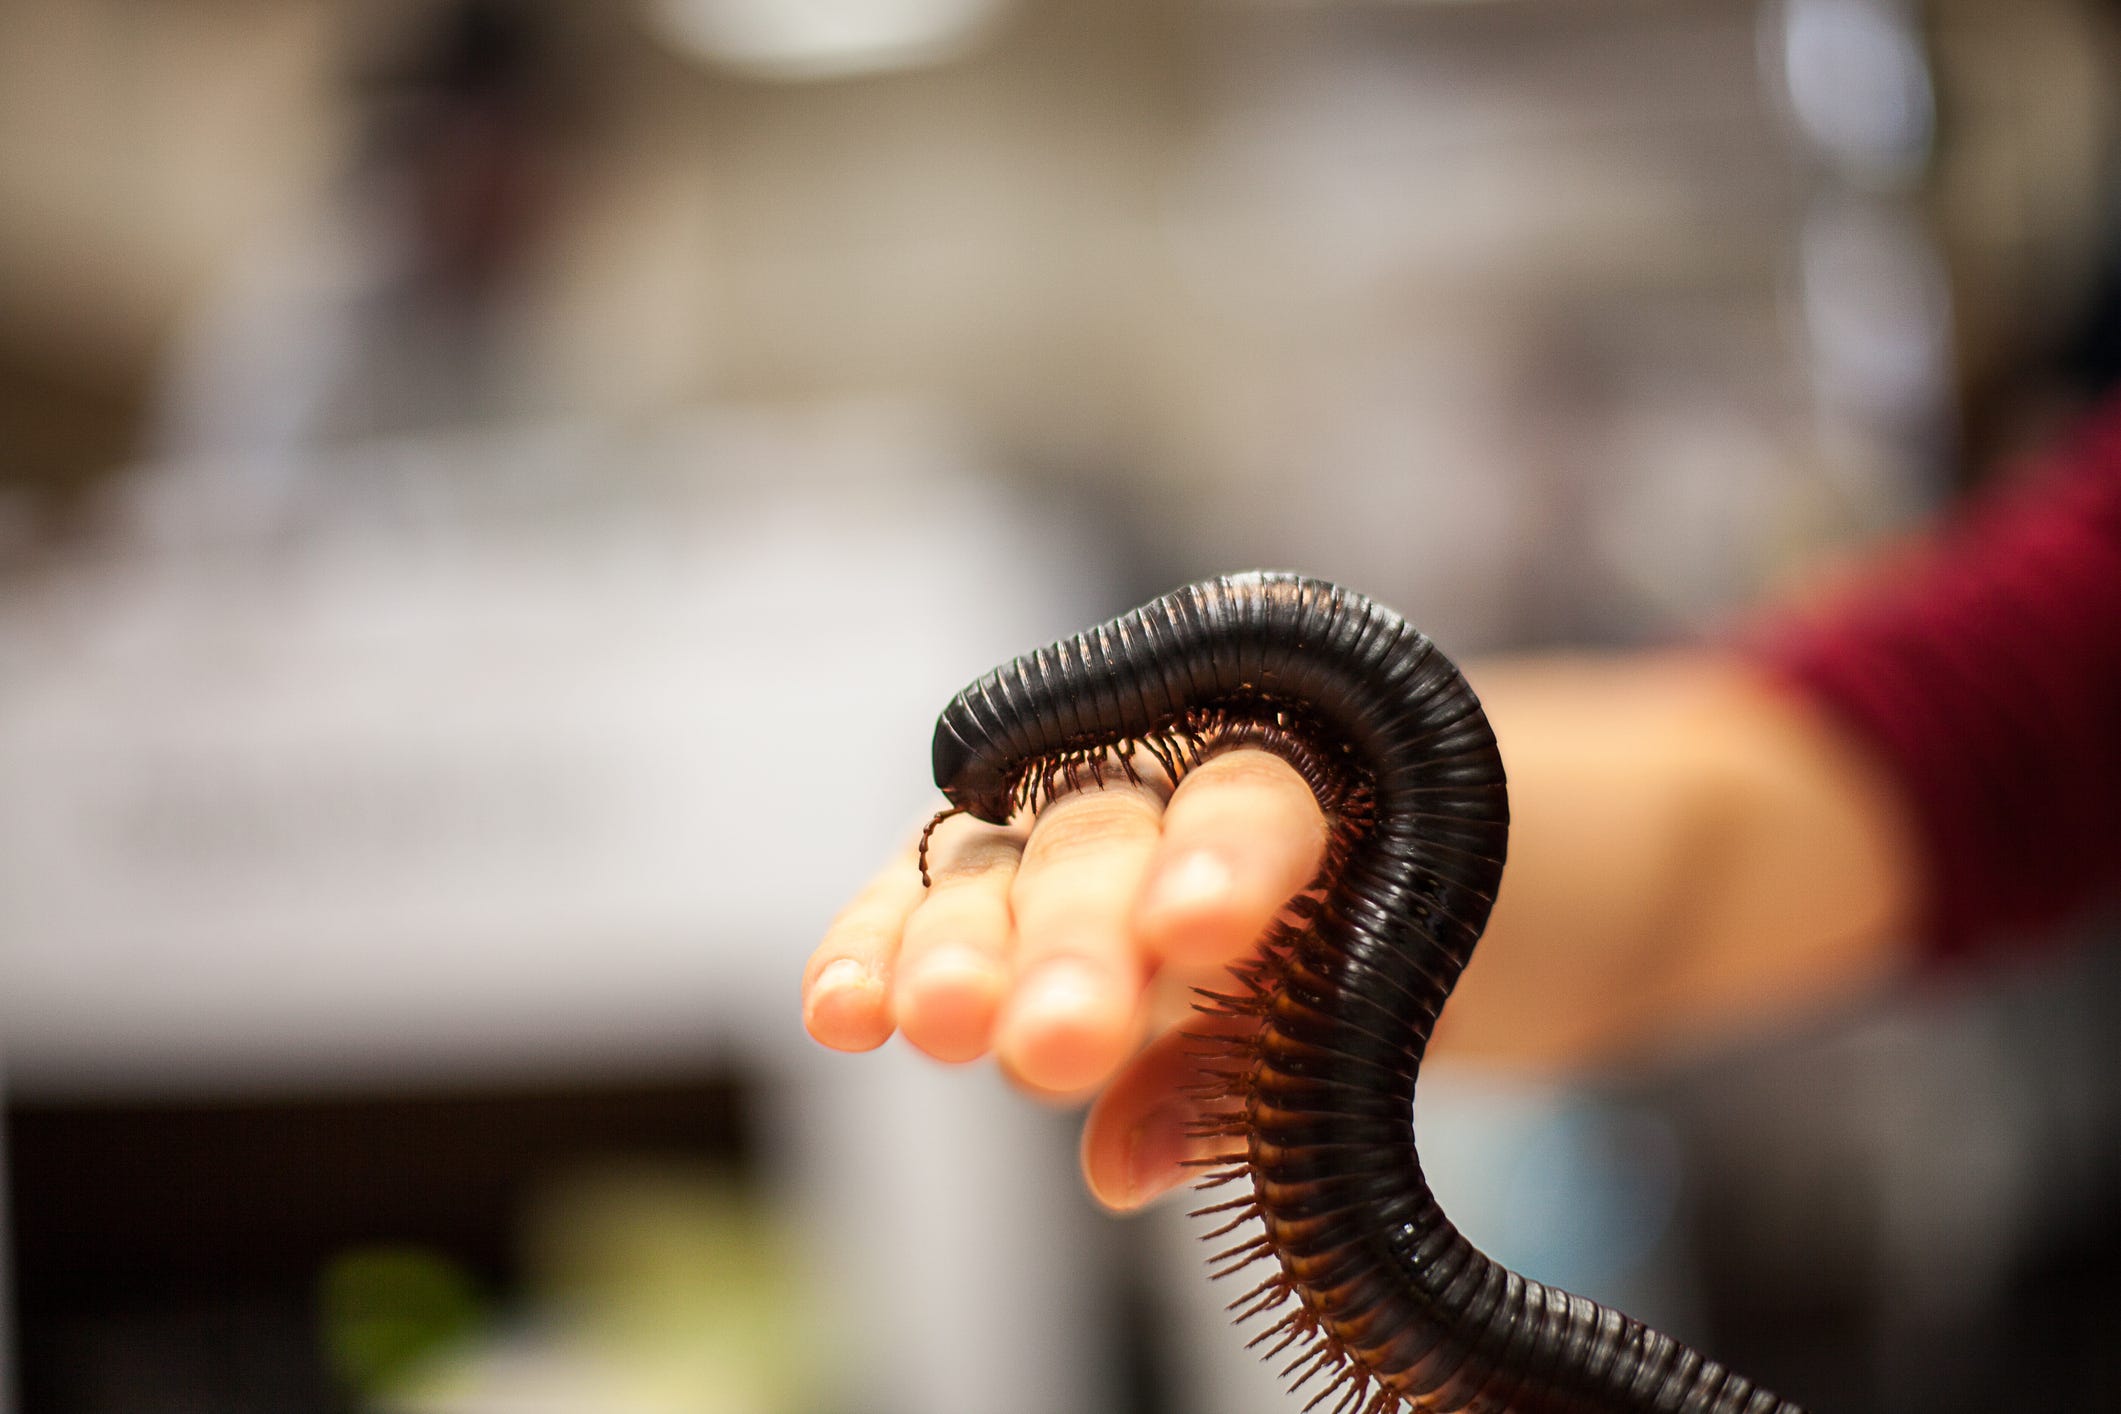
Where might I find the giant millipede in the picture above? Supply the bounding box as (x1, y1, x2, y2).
(922, 572, 1805, 1414)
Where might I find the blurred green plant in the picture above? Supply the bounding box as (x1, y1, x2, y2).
(319, 1246, 489, 1398)
(521, 1164, 821, 1412)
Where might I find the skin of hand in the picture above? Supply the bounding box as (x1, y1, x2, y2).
(801, 652, 1919, 1214)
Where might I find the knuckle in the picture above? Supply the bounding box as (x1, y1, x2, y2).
(1026, 786, 1160, 863)
(925, 830, 1025, 887)
(1189, 746, 1312, 797)
(904, 890, 1004, 951)
(822, 912, 897, 957)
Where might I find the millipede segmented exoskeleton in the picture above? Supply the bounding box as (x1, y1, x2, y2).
(922, 573, 1805, 1414)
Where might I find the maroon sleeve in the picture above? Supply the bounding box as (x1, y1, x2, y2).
(1757, 407, 2121, 963)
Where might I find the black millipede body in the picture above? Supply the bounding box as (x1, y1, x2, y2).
(924, 573, 1805, 1414)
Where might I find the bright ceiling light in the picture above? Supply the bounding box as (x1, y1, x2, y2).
(643, 0, 1009, 80)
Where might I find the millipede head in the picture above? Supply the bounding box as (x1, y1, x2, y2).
(930, 705, 1018, 826)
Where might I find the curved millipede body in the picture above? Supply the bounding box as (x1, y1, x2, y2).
(926, 572, 1805, 1414)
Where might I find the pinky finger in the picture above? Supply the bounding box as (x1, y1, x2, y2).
(804, 850, 927, 1051)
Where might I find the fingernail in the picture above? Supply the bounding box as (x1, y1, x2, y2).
(1022, 956, 1110, 1009)
(805, 958, 890, 1050)
(999, 958, 1126, 1092)
(816, 957, 869, 995)
(898, 947, 1005, 1063)
(1145, 850, 1235, 918)
(904, 945, 997, 993)
(1121, 1101, 1192, 1208)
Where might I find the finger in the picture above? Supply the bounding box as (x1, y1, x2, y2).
(996, 777, 1166, 1094)
(803, 848, 926, 1052)
(894, 817, 1026, 1063)
(1135, 748, 1329, 965)
(1080, 1018, 1252, 1211)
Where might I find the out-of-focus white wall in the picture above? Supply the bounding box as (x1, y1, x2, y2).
(14, 0, 2105, 608)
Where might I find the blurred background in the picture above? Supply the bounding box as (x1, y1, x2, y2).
(2, 0, 2119, 1411)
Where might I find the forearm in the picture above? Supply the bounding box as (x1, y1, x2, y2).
(1434, 654, 1921, 1070)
